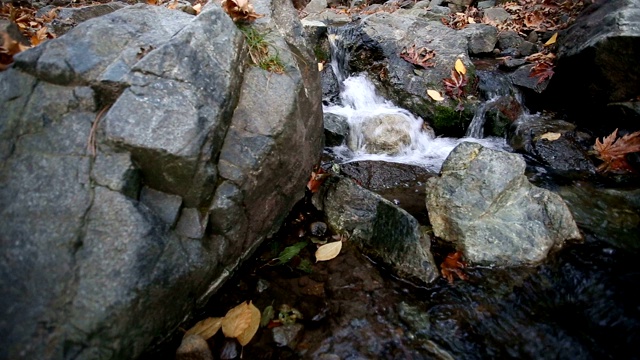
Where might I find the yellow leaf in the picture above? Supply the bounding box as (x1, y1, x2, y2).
(455, 59, 466, 75)
(184, 317, 223, 340)
(318, 62, 323, 71)
(315, 240, 342, 262)
(539, 132, 561, 141)
(193, 3, 202, 14)
(221, 301, 258, 340)
(236, 302, 260, 346)
(427, 89, 444, 101)
(545, 33, 558, 46)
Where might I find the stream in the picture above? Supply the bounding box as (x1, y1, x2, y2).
(153, 25, 640, 360)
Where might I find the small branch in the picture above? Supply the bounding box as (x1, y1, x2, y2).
(86, 105, 110, 157)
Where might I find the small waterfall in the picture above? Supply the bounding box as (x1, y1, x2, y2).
(323, 29, 510, 172)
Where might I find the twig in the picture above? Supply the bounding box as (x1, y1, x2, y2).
(86, 105, 109, 157)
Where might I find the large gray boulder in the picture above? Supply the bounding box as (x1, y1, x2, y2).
(0, 1, 323, 358)
(316, 177, 439, 284)
(425, 142, 582, 266)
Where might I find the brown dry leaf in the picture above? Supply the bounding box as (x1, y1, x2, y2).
(184, 317, 223, 340)
(146, 0, 158, 5)
(236, 301, 260, 346)
(594, 129, 640, 173)
(427, 89, 444, 101)
(222, 301, 256, 339)
(440, 251, 467, 284)
(30, 26, 48, 46)
(1, 31, 30, 56)
(307, 167, 329, 193)
(399, 44, 436, 69)
(221, 0, 263, 22)
(315, 240, 342, 262)
(454, 58, 466, 75)
(539, 132, 561, 141)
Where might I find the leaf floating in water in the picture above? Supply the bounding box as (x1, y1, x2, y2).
(184, 317, 223, 340)
(236, 302, 261, 346)
(315, 240, 342, 262)
(427, 89, 444, 101)
(274, 241, 307, 265)
(539, 132, 561, 141)
(593, 128, 640, 173)
(222, 301, 261, 346)
(454, 58, 466, 75)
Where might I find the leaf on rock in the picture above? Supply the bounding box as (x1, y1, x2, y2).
(427, 89, 444, 101)
(399, 44, 436, 69)
(454, 58, 466, 75)
(593, 129, 640, 173)
(193, 3, 202, 13)
(260, 305, 274, 327)
(222, 301, 259, 340)
(307, 167, 329, 193)
(315, 240, 342, 262)
(544, 32, 558, 46)
(539, 132, 561, 141)
(529, 61, 554, 84)
(440, 251, 468, 284)
(221, 0, 263, 22)
(184, 317, 223, 340)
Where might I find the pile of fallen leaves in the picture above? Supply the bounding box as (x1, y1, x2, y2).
(183, 301, 261, 349)
(399, 44, 436, 69)
(593, 129, 640, 173)
(1, 3, 56, 69)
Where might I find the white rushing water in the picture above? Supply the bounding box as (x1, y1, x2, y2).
(324, 74, 510, 172)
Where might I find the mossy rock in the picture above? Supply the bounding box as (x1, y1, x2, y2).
(431, 105, 474, 137)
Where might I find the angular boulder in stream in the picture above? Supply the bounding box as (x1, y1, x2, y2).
(0, 1, 323, 358)
(425, 142, 582, 266)
(316, 176, 439, 284)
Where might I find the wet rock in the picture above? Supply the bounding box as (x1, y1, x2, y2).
(556, 183, 640, 250)
(310, 221, 328, 236)
(339, 160, 435, 223)
(334, 12, 472, 122)
(176, 335, 213, 360)
(272, 324, 304, 348)
(356, 113, 413, 154)
(219, 340, 239, 360)
(324, 113, 349, 146)
(321, 63, 341, 106)
(318, 176, 439, 284)
(508, 118, 596, 173)
(555, 0, 640, 106)
(497, 30, 523, 53)
(425, 142, 582, 266)
(510, 63, 549, 93)
(484, 95, 523, 137)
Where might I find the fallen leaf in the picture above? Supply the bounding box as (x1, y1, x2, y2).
(236, 301, 260, 346)
(222, 301, 258, 340)
(318, 62, 323, 71)
(221, 0, 263, 22)
(193, 3, 202, 13)
(454, 58, 466, 75)
(307, 167, 329, 193)
(184, 317, 223, 340)
(427, 89, 444, 101)
(594, 128, 640, 173)
(529, 60, 554, 84)
(399, 44, 436, 69)
(260, 305, 274, 327)
(315, 240, 342, 262)
(440, 251, 467, 283)
(274, 241, 307, 265)
(544, 32, 558, 46)
(539, 132, 561, 141)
